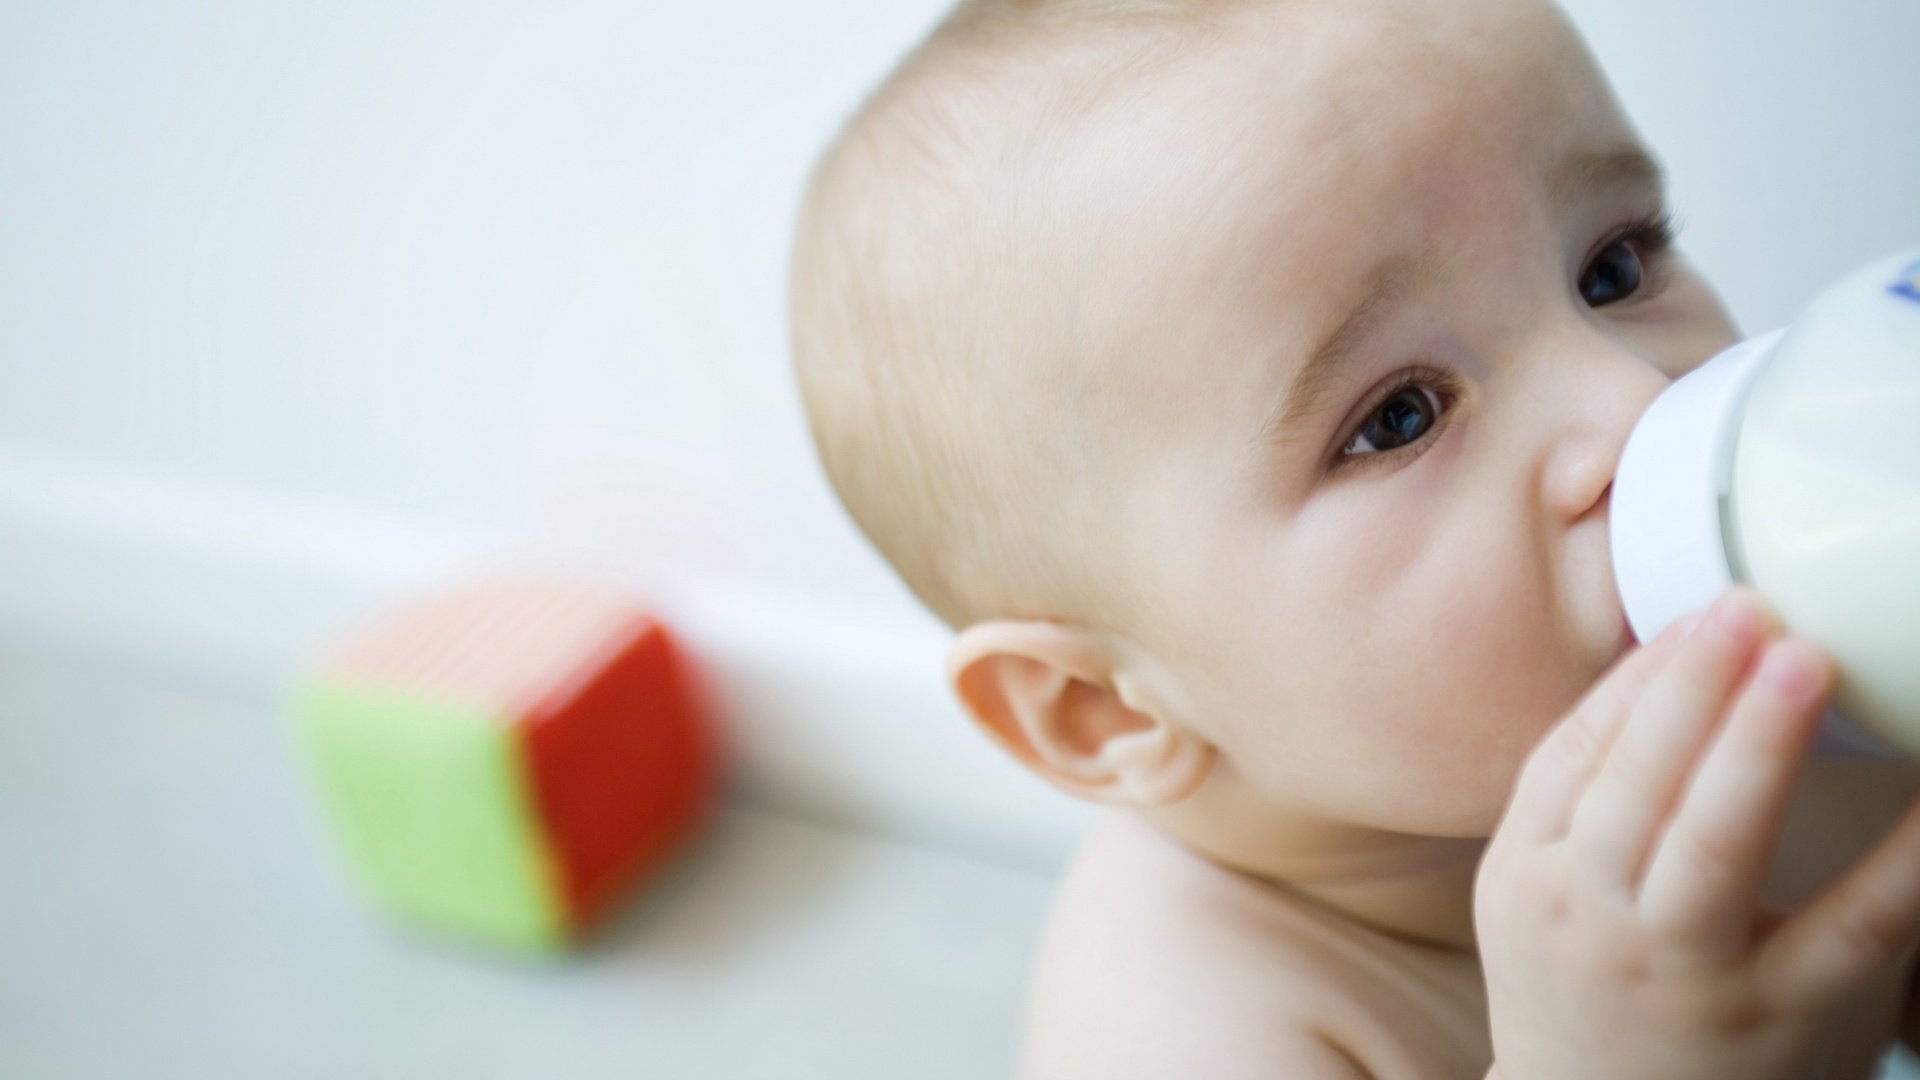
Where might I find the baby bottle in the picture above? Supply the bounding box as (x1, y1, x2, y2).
(1610, 248, 1920, 760)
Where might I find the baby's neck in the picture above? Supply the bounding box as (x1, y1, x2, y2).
(1150, 806, 1489, 953)
(1272, 838, 1486, 953)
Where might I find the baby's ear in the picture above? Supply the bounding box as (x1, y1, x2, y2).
(946, 621, 1214, 807)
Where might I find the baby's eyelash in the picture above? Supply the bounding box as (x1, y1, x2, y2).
(1615, 206, 1678, 260)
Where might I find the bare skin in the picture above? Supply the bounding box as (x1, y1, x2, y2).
(1024, 754, 1920, 1079)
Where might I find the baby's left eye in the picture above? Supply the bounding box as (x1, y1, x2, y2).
(1579, 239, 1646, 307)
(1341, 384, 1447, 459)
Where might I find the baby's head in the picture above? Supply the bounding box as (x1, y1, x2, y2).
(791, 0, 1740, 871)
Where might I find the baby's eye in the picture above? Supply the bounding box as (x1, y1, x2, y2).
(1341, 383, 1447, 459)
(1579, 239, 1645, 307)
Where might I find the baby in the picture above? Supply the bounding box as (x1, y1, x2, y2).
(789, 1, 1920, 1076)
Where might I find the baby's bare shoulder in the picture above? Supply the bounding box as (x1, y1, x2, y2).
(1019, 814, 1470, 1080)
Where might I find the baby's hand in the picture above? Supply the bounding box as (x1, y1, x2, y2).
(1475, 587, 1920, 1080)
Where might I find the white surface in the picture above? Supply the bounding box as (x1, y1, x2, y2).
(0, 0, 955, 618)
(0, 639, 1058, 1079)
(4, 638, 1918, 1078)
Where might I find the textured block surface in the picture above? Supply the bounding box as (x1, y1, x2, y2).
(294, 579, 717, 949)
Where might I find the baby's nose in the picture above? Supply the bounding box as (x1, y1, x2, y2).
(1540, 347, 1670, 522)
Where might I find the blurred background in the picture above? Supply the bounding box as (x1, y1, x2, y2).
(1, 1, 1915, 1076)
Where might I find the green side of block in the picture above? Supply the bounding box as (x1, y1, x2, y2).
(294, 681, 561, 951)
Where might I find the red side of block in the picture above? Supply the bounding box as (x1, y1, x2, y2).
(517, 618, 717, 933)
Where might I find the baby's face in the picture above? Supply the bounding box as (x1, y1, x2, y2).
(1074, 0, 1740, 837)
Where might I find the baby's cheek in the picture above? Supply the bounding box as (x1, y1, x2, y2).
(1411, 707, 1530, 828)
(1372, 633, 1568, 829)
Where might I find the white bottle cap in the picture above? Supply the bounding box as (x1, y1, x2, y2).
(1610, 330, 1781, 644)
(1610, 328, 1900, 760)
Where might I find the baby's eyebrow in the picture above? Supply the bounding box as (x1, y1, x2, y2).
(1550, 145, 1666, 209)
(1252, 256, 1425, 457)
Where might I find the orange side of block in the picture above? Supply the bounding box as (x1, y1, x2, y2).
(317, 580, 647, 725)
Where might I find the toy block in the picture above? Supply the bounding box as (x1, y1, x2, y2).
(293, 579, 718, 951)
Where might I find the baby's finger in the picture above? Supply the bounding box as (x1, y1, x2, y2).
(1636, 637, 1831, 959)
(1761, 793, 1920, 1011)
(1496, 615, 1695, 847)
(1565, 590, 1769, 886)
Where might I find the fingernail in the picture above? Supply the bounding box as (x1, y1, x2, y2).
(1674, 613, 1705, 639)
(1710, 592, 1764, 642)
(1758, 641, 1821, 705)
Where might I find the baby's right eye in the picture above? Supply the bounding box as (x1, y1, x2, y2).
(1339, 376, 1453, 463)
